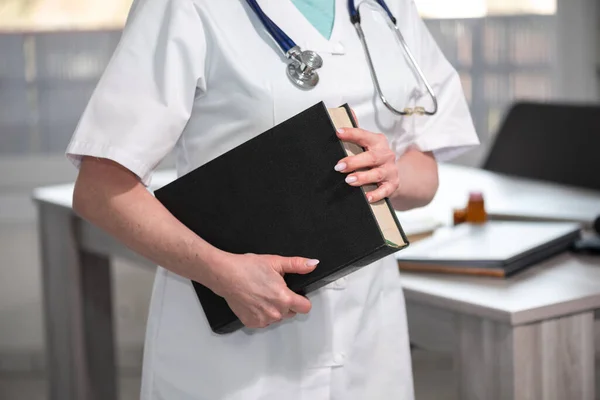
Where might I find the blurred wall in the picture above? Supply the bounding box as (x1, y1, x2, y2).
(555, 0, 599, 102)
(0, 29, 162, 374)
(425, 14, 557, 166)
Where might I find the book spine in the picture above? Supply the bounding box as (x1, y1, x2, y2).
(385, 196, 410, 248)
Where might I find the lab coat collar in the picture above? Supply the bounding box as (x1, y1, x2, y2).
(259, 0, 347, 55)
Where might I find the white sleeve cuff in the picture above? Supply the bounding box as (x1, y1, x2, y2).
(66, 140, 156, 186)
(412, 129, 481, 162)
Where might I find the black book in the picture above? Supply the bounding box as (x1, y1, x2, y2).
(154, 102, 409, 334)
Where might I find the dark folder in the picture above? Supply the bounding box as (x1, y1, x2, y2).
(154, 102, 408, 334)
(397, 221, 581, 278)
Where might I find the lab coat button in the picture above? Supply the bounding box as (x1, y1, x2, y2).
(334, 277, 347, 288)
(334, 352, 346, 364)
(333, 42, 345, 54)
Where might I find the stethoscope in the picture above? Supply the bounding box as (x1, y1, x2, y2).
(244, 0, 438, 116)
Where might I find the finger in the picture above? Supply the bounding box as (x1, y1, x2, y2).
(335, 150, 393, 173)
(365, 182, 397, 203)
(350, 108, 359, 126)
(336, 128, 387, 149)
(344, 167, 387, 187)
(288, 293, 312, 314)
(278, 257, 319, 275)
(283, 310, 297, 319)
(266, 308, 283, 323)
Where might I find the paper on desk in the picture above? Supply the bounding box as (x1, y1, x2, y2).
(395, 208, 444, 237)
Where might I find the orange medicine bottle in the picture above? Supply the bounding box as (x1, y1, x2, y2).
(465, 191, 487, 224)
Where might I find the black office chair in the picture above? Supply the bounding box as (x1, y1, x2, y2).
(482, 101, 600, 192)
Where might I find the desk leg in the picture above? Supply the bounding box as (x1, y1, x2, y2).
(455, 312, 595, 400)
(38, 203, 117, 400)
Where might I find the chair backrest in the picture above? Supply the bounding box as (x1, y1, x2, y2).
(482, 102, 600, 191)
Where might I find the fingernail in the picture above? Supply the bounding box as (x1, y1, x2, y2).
(337, 128, 344, 134)
(334, 162, 347, 172)
(345, 176, 357, 184)
(306, 259, 320, 267)
(367, 195, 373, 202)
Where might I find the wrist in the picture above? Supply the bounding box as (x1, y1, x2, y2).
(389, 149, 439, 211)
(193, 244, 237, 297)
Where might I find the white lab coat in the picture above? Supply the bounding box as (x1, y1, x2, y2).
(66, 0, 479, 399)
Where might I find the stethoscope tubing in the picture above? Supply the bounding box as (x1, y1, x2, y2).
(245, 0, 296, 53)
(243, 0, 438, 116)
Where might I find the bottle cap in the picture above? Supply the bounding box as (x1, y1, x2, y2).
(469, 191, 484, 201)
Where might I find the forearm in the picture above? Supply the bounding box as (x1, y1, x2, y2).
(73, 157, 227, 286)
(389, 148, 439, 211)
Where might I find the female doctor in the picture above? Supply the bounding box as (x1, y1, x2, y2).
(67, 0, 478, 398)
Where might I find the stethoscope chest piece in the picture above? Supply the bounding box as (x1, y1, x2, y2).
(286, 48, 323, 90)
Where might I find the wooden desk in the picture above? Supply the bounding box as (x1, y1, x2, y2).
(33, 164, 600, 400)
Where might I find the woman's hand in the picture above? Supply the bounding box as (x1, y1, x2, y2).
(207, 253, 319, 329)
(334, 127, 399, 203)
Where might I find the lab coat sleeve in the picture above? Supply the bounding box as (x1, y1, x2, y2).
(65, 0, 207, 186)
(391, 0, 480, 161)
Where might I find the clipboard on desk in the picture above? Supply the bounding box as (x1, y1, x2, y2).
(396, 221, 581, 278)
(486, 213, 600, 255)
